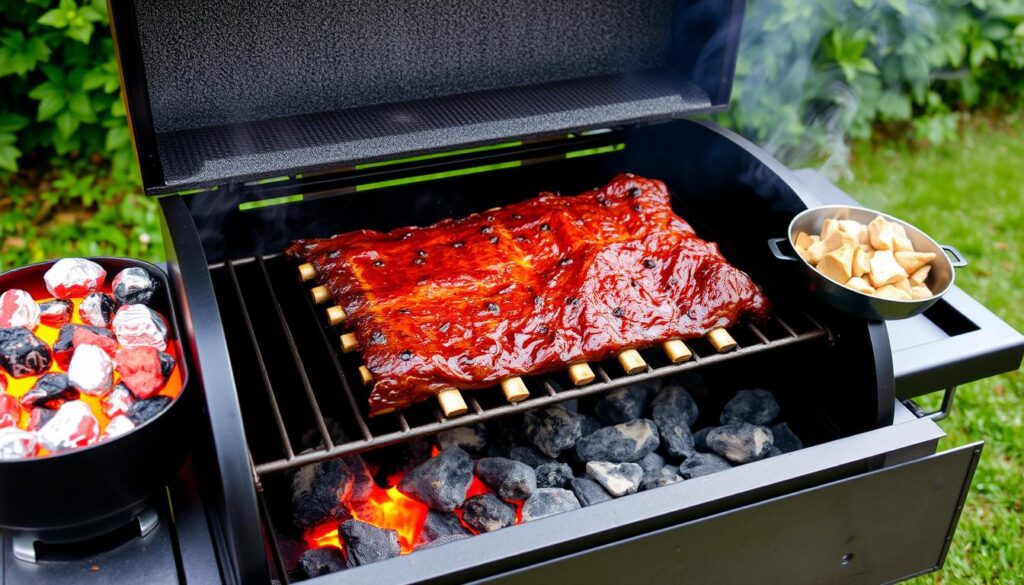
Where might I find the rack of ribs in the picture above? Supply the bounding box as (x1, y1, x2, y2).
(286, 174, 770, 416)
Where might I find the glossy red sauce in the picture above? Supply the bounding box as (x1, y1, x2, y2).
(286, 174, 769, 414)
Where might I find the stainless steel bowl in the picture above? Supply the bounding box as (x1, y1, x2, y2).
(768, 205, 967, 320)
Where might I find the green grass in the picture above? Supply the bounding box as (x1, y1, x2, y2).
(837, 112, 1024, 584)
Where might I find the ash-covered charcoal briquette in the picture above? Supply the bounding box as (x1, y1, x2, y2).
(507, 444, 555, 468)
(0, 327, 52, 377)
(297, 546, 346, 578)
(585, 461, 643, 497)
(594, 384, 652, 425)
(521, 488, 581, 522)
(436, 424, 487, 455)
(692, 427, 711, 452)
(115, 346, 168, 398)
(706, 423, 774, 464)
(569, 477, 613, 507)
(79, 292, 116, 328)
(0, 289, 40, 330)
(112, 304, 169, 351)
(0, 427, 37, 460)
(19, 372, 78, 409)
(461, 493, 516, 533)
(291, 455, 354, 530)
(53, 324, 114, 369)
(651, 384, 699, 428)
(38, 299, 73, 328)
(72, 326, 118, 358)
(125, 395, 171, 425)
(523, 407, 583, 458)
(338, 519, 401, 568)
(475, 457, 536, 501)
(0, 392, 19, 428)
(26, 406, 56, 431)
(68, 344, 114, 397)
(641, 465, 684, 490)
(416, 510, 471, 547)
(679, 452, 732, 479)
(111, 267, 160, 306)
(535, 462, 574, 489)
(398, 446, 474, 512)
(104, 414, 136, 438)
(652, 394, 697, 460)
(43, 258, 106, 298)
(720, 389, 780, 426)
(770, 422, 803, 453)
(575, 419, 660, 463)
(37, 400, 100, 452)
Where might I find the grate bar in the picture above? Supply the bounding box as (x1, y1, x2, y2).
(594, 364, 613, 384)
(774, 314, 798, 338)
(255, 256, 335, 450)
(468, 396, 484, 415)
(225, 260, 294, 460)
(746, 322, 771, 345)
(396, 412, 411, 433)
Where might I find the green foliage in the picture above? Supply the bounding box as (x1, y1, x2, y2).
(722, 0, 1024, 166)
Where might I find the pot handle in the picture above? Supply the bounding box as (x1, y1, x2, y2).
(941, 245, 968, 268)
(767, 237, 800, 262)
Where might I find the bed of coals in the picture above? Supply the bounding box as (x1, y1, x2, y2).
(281, 375, 804, 580)
(0, 258, 182, 459)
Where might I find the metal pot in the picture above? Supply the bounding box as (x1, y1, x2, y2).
(768, 205, 967, 320)
(0, 258, 191, 547)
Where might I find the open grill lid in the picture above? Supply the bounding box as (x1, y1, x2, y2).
(109, 0, 745, 194)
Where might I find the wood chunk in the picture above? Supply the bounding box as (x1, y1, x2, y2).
(794, 245, 811, 262)
(795, 232, 814, 249)
(911, 284, 933, 300)
(893, 233, 914, 252)
(820, 218, 840, 239)
(892, 278, 913, 294)
(894, 251, 936, 275)
(845, 277, 876, 295)
(910, 265, 931, 284)
(868, 216, 895, 250)
(868, 250, 908, 287)
(807, 230, 856, 265)
(816, 244, 856, 284)
(852, 247, 871, 277)
(838, 220, 869, 245)
(874, 284, 912, 301)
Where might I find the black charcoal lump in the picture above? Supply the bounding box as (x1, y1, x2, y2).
(770, 422, 803, 453)
(594, 384, 652, 425)
(642, 465, 684, 490)
(20, 373, 76, 408)
(521, 488, 581, 522)
(692, 427, 711, 452)
(298, 547, 346, 578)
(437, 424, 488, 455)
(706, 423, 774, 463)
(112, 267, 160, 306)
(523, 407, 583, 458)
(475, 457, 536, 501)
(679, 452, 732, 479)
(720, 389, 780, 426)
(507, 445, 554, 468)
(339, 520, 401, 568)
(125, 395, 171, 425)
(585, 461, 643, 497)
(651, 384, 699, 427)
(461, 494, 516, 533)
(535, 462, 573, 489)
(0, 327, 52, 378)
(569, 477, 613, 507)
(417, 510, 471, 547)
(291, 456, 354, 530)
(398, 446, 473, 512)
(575, 419, 659, 463)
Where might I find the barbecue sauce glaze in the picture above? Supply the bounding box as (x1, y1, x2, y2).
(286, 174, 770, 415)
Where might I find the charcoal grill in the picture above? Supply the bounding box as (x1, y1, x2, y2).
(39, 0, 1021, 583)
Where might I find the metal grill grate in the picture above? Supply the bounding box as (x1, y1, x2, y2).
(211, 253, 830, 480)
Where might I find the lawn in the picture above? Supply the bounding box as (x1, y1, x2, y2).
(838, 112, 1024, 584)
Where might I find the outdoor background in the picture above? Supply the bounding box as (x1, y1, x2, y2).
(0, 1, 1021, 582)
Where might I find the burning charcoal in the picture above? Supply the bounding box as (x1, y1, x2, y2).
(692, 427, 711, 452)
(115, 346, 168, 398)
(706, 423, 774, 464)
(507, 444, 554, 468)
(0, 372, 5, 392)
(461, 493, 516, 533)
(594, 384, 651, 425)
(159, 351, 176, 380)
(339, 519, 401, 567)
(0, 289, 40, 330)
(437, 424, 487, 455)
(37, 400, 100, 452)
(290, 456, 354, 530)
(416, 510, 471, 547)
(720, 389, 780, 426)
(575, 419, 659, 463)
(651, 384, 699, 428)
(679, 452, 732, 479)
(398, 446, 473, 512)
(297, 546, 346, 578)
(27, 407, 56, 431)
(72, 326, 118, 358)
(68, 344, 114, 397)
(19, 373, 78, 409)
(475, 457, 536, 501)
(104, 415, 136, 438)
(0, 392, 19, 427)
(53, 324, 114, 369)
(642, 466, 684, 490)
(585, 461, 643, 497)
(416, 534, 470, 550)
(0, 427, 37, 460)
(568, 478, 612, 507)
(112, 305, 169, 351)
(38, 299, 73, 328)
(372, 438, 433, 483)
(102, 383, 137, 418)
(344, 455, 376, 508)
(79, 292, 116, 328)
(523, 407, 583, 458)
(111, 267, 159, 306)
(125, 395, 171, 425)
(521, 488, 581, 522)
(0, 327, 52, 377)
(43, 258, 106, 298)
(535, 462, 573, 489)
(770, 422, 803, 453)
